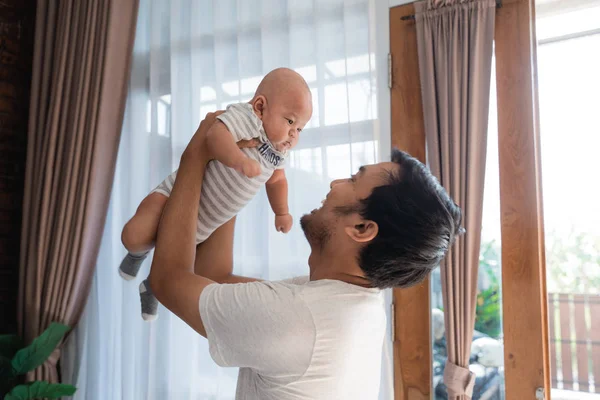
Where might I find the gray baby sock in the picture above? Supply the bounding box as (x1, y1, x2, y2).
(118, 251, 149, 280)
(139, 279, 158, 321)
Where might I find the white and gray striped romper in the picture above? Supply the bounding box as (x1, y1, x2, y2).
(152, 103, 287, 244)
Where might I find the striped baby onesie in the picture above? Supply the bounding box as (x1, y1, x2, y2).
(152, 103, 287, 244)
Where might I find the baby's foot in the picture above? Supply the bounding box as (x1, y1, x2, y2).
(139, 279, 158, 321)
(118, 251, 149, 280)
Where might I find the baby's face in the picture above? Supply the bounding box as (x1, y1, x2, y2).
(261, 90, 313, 152)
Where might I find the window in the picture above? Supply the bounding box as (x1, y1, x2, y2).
(69, 1, 391, 399)
(536, 1, 600, 396)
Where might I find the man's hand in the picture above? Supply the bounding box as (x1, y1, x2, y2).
(275, 213, 293, 233)
(237, 138, 261, 177)
(183, 111, 224, 161)
(237, 138, 261, 150)
(185, 111, 260, 163)
(240, 158, 262, 178)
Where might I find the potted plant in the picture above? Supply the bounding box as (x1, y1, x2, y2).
(0, 322, 76, 399)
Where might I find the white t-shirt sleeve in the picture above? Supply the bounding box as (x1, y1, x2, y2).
(216, 103, 259, 142)
(199, 281, 314, 376)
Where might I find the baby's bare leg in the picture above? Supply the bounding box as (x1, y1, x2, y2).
(122, 192, 167, 253)
(118, 192, 169, 321)
(118, 192, 167, 281)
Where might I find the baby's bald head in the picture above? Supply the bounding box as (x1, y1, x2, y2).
(254, 67, 311, 102)
(250, 68, 313, 152)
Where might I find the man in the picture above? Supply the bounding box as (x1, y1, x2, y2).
(148, 112, 463, 399)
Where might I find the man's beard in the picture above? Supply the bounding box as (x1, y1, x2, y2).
(300, 211, 331, 249)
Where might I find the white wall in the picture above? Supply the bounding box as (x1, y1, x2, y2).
(373, 1, 413, 163)
(373, 2, 393, 399)
(374, 2, 415, 399)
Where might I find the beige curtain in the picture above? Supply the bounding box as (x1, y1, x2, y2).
(415, 0, 495, 399)
(18, 0, 139, 382)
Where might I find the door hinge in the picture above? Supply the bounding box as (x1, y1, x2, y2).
(387, 53, 393, 89)
(391, 302, 396, 341)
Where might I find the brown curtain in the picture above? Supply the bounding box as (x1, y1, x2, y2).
(415, 0, 495, 399)
(18, 0, 139, 382)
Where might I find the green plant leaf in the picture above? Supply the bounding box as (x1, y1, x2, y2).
(4, 383, 28, 400)
(4, 381, 77, 399)
(10, 323, 69, 375)
(0, 335, 23, 359)
(0, 355, 15, 379)
(30, 381, 77, 397)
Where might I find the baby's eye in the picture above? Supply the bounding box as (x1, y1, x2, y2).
(287, 119, 294, 125)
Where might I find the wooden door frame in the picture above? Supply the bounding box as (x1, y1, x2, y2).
(389, 4, 430, 400)
(494, 0, 551, 398)
(389, 1, 551, 399)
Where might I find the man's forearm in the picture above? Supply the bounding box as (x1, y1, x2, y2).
(191, 218, 263, 284)
(150, 150, 207, 281)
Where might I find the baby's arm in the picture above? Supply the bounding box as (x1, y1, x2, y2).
(206, 121, 261, 177)
(266, 169, 293, 233)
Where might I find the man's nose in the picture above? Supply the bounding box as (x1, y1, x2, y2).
(330, 179, 344, 189)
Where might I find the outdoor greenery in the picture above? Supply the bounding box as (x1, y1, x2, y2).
(474, 228, 600, 339)
(545, 229, 600, 295)
(476, 240, 502, 338)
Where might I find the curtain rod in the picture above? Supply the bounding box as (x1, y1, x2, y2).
(400, 0, 502, 21)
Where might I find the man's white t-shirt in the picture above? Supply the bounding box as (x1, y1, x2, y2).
(199, 276, 386, 400)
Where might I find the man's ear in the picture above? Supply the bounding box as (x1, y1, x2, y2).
(344, 219, 378, 243)
(252, 95, 267, 117)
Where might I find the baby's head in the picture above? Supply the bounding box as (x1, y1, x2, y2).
(250, 68, 313, 152)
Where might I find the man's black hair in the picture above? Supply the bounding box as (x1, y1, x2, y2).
(352, 149, 464, 289)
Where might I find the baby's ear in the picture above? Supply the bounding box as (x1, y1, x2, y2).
(252, 95, 267, 116)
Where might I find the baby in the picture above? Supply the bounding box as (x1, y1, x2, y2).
(118, 68, 313, 320)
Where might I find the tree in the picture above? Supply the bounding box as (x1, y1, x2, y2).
(545, 229, 600, 294)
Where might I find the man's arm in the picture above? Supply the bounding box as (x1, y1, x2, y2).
(193, 217, 262, 284)
(148, 113, 219, 338)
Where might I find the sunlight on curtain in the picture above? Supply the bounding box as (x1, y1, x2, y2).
(62, 0, 391, 399)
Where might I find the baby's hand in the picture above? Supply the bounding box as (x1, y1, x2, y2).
(275, 214, 293, 233)
(239, 158, 262, 178)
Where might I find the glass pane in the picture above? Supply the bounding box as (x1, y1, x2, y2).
(431, 54, 506, 400)
(536, 2, 600, 398)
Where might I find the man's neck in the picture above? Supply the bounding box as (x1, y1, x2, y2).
(308, 248, 374, 288)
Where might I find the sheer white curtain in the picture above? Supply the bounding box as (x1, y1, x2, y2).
(62, 0, 392, 398)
